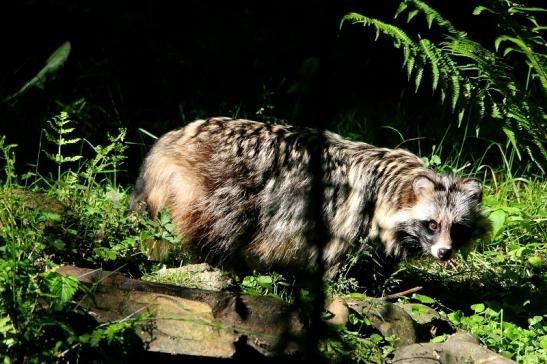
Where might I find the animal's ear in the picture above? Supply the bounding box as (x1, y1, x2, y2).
(459, 178, 483, 201)
(412, 174, 436, 198)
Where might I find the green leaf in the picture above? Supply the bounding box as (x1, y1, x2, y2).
(426, 12, 435, 29)
(164, 222, 177, 232)
(3, 41, 71, 102)
(412, 293, 435, 304)
(502, 127, 522, 160)
(94, 247, 118, 261)
(503, 47, 517, 57)
(510, 6, 547, 14)
(470, 303, 485, 313)
(257, 275, 273, 288)
(0, 316, 15, 337)
(527, 255, 543, 269)
(369, 333, 383, 344)
(159, 208, 171, 225)
(407, 9, 419, 23)
(539, 336, 547, 350)
(488, 209, 507, 239)
(528, 316, 543, 326)
(431, 334, 449, 343)
(430, 154, 441, 166)
(414, 66, 424, 92)
(59, 155, 82, 163)
(51, 239, 65, 250)
(472, 6, 494, 16)
(450, 75, 460, 110)
(457, 108, 465, 127)
(484, 307, 499, 317)
(58, 127, 76, 135)
(447, 311, 463, 325)
(418, 39, 440, 91)
(48, 273, 79, 306)
(241, 276, 257, 288)
(394, 2, 408, 19)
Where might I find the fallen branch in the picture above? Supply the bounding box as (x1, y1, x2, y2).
(381, 286, 423, 301)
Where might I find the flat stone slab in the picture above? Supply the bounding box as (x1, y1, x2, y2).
(58, 265, 304, 358)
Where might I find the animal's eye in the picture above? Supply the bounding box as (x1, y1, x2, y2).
(428, 220, 439, 232)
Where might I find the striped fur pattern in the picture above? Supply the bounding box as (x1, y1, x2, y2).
(131, 117, 488, 277)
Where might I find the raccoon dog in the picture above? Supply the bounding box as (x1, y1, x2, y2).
(131, 117, 488, 277)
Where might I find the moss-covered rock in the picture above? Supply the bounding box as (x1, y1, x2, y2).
(142, 263, 235, 291)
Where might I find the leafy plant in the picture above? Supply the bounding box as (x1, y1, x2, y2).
(321, 312, 398, 364)
(43, 111, 82, 181)
(447, 303, 547, 362)
(0, 136, 17, 187)
(0, 115, 157, 361)
(0, 174, 137, 362)
(341, 0, 547, 172)
(240, 272, 294, 300)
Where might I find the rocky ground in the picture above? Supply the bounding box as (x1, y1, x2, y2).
(59, 264, 515, 363)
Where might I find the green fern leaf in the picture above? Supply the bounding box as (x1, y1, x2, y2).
(477, 94, 486, 119)
(418, 39, 440, 91)
(414, 66, 424, 92)
(502, 126, 522, 160)
(407, 9, 419, 23)
(510, 6, 547, 14)
(503, 47, 517, 57)
(395, 2, 409, 19)
(495, 35, 547, 92)
(58, 127, 76, 135)
(343, 2, 547, 170)
(473, 6, 494, 16)
(406, 55, 416, 79)
(451, 75, 460, 111)
(457, 108, 465, 125)
(525, 146, 545, 174)
(426, 12, 435, 29)
(402, 0, 460, 35)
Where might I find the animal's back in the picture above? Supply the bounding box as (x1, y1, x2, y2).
(132, 118, 378, 272)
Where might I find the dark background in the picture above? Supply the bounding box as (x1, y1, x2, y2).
(0, 0, 510, 185)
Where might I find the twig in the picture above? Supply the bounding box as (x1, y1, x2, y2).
(381, 286, 423, 301)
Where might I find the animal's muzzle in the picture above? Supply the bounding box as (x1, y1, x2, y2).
(437, 247, 452, 260)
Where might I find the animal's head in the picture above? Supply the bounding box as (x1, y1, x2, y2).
(379, 172, 490, 260)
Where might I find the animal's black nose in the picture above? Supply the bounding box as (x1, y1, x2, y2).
(438, 248, 452, 260)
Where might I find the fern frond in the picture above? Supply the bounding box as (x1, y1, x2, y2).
(398, 0, 462, 36)
(495, 35, 547, 92)
(342, 1, 547, 169)
(341, 13, 415, 50)
(445, 37, 493, 64)
(341, 12, 420, 79)
(502, 127, 522, 160)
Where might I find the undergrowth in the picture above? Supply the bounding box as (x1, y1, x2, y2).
(0, 112, 181, 362)
(1, 110, 545, 362)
